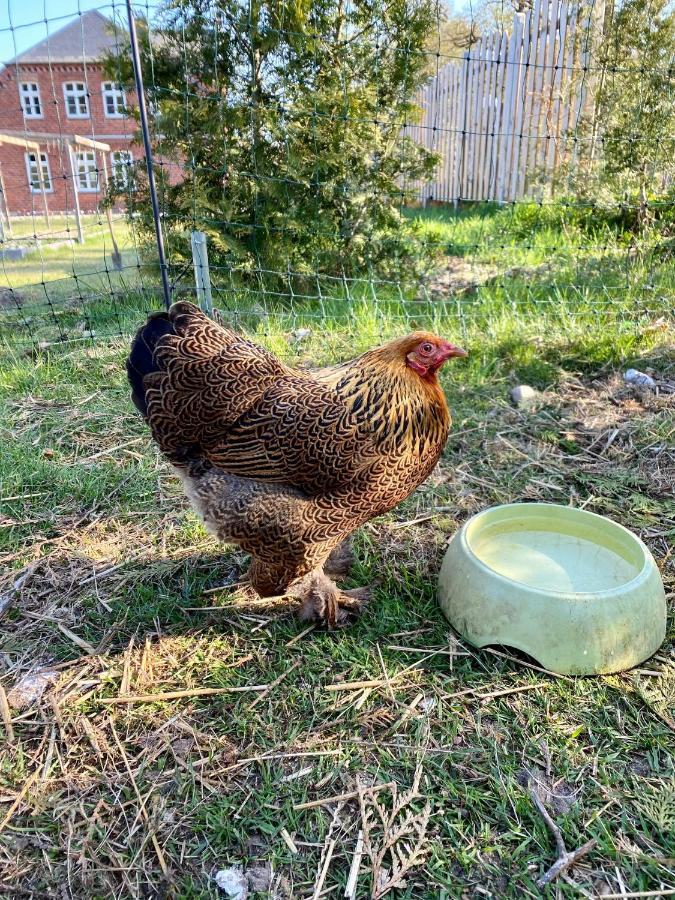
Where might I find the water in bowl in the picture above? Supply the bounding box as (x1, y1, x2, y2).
(472, 528, 639, 593)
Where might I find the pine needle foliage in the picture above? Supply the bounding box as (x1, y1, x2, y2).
(358, 765, 432, 899)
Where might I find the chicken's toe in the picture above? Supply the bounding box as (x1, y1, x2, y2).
(299, 593, 338, 628)
(339, 585, 371, 602)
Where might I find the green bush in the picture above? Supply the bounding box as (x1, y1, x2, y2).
(505, 193, 675, 242)
(108, 0, 440, 290)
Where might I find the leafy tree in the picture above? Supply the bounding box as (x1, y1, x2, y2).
(424, 3, 480, 73)
(109, 0, 440, 289)
(578, 0, 675, 227)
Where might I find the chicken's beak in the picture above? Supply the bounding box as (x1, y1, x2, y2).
(439, 342, 468, 361)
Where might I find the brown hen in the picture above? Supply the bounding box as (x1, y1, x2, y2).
(127, 301, 466, 626)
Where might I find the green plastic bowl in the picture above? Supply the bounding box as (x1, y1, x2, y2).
(438, 503, 666, 675)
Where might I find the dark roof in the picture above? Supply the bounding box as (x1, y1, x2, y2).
(6, 10, 125, 66)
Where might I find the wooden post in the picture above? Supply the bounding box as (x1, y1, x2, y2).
(499, 15, 523, 202)
(191, 230, 213, 316)
(587, 0, 607, 163)
(0, 165, 8, 239)
(445, 66, 458, 204)
(101, 154, 123, 269)
(527, 0, 549, 187)
(538, 0, 562, 190)
(557, 2, 578, 190)
(488, 32, 507, 200)
(548, 0, 570, 187)
(0, 159, 14, 237)
(519, 0, 542, 198)
(34, 145, 51, 231)
(475, 35, 491, 201)
(511, 8, 532, 200)
(464, 50, 480, 200)
(571, 3, 592, 178)
(453, 58, 468, 207)
(68, 145, 84, 244)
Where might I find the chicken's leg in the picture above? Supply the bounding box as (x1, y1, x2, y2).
(180, 467, 370, 626)
(324, 539, 355, 578)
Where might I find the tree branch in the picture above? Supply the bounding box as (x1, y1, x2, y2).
(530, 788, 597, 888)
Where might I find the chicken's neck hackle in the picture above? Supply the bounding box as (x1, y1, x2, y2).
(317, 333, 451, 458)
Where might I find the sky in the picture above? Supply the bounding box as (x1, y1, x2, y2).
(1, 0, 469, 65)
(0, 0, 159, 63)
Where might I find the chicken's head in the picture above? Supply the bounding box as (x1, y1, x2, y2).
(404, 333, 467, 379)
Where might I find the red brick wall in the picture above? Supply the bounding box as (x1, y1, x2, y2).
(0, 63, 139, 215)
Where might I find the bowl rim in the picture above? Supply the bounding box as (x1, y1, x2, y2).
(460, 502, 653, 599)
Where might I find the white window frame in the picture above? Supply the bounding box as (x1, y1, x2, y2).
(110, 150, 133, 187)
(25, 152, 53, 193)
(19, 82, 42, 118)
(72, 150, 99, 192)
(102, 81, 126, 118)
(63, 81, 90, 119)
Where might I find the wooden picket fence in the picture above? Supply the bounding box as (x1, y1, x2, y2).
(404, 0, 606, 204)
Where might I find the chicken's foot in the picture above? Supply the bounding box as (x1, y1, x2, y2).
(296, 572, 370, 629)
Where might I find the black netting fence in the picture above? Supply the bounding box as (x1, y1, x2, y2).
(0, 0, 673, 356)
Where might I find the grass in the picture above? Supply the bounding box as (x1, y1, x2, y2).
(0, 203, 673, 898)
(0, 214, 149, 339)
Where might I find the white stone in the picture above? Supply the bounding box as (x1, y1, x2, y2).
(214, 867, 247, 899)
(624, 368, 656, 389)
(510, 384, 538, 406)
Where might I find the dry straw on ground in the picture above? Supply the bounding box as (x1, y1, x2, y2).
(1, 365, 673, 896)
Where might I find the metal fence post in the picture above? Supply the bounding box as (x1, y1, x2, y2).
(125, 0, 172, 310)
(191, 230, 214, 316)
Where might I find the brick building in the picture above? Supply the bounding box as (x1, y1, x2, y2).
(0, 10, 137, 217)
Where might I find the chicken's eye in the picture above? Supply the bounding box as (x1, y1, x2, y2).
(419, 342, 434, 356)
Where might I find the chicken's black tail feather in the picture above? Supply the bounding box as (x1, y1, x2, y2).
(126, 311, 175, 417)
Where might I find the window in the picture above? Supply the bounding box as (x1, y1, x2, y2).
(25, 153, 52, 192)
(110, 150, 133, 188)
(19, 82, 42, 118)
(102, 82, 126, 117)
(63, 81, 89, 118)
(73, 151, 98, 192)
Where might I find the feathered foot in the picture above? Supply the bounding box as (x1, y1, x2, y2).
(296, 572, 370, 629)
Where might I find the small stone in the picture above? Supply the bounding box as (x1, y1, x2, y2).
(288, 328, 311, 344)
(510, 384, 539, 406)
(624, 368, 656, 390)
(7, 669, 59, 710)
(214, 866, 247, 899)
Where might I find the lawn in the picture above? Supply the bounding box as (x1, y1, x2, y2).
(0, 213, 150, 345)
(0, 204, 673, 898)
